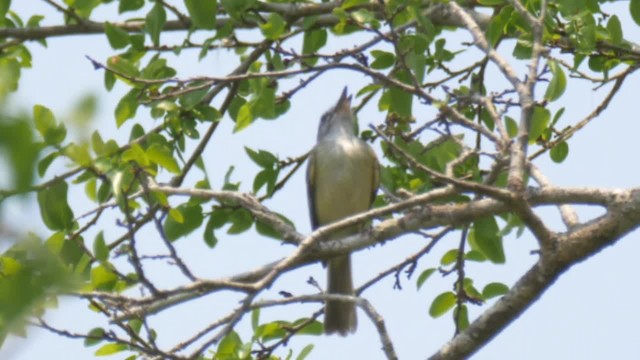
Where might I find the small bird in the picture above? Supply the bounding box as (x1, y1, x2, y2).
(306, 88, 379, 335)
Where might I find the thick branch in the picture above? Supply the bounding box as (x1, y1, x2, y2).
(110, 185, 629, 319)
(0, 3, 489, 40)
(429, 189, 640, 359)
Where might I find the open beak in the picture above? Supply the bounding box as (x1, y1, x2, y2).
(335, 87, 352, 116)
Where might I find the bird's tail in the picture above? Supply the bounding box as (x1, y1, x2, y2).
(325, 254, 357, 335)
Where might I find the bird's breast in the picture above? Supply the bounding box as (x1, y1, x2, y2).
(312, 138, 375, 228)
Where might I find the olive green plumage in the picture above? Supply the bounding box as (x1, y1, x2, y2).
(307, 88, 379, 336)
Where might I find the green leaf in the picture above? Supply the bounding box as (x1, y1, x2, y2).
(400, 34, 427, 83)
(203, 215, 219, 248)
(46, 232, 65, 254)
(550, 141, 569, 163)
(244, 147, 277, 168)
(529, 106, 550, 144)
(251, 308, 260, 331)
(631, 0, 640, 26)
(332, 7, 349, 22)
(91, 131, 105, 155)
(0, 58, 20, 99)
(296, 344, 314, 360)
(357, 84, 382, 97)
(302, 29, 327, 66)
(65, 143, 92, 166)
(255, 218, 281, 239)
(34, 104, 67, 145)
(265, 50, 285, 71)
(472, 216, 505, 264)
(85, 179, 97, 201)
(478, 0, 505, 4)
(551, 107, 565, 127)
(104, 22, 130, 49)
(485, 6, 512, 48)
(512, 39, 532, 59)
(56, 235, 82, 269)
(342, 0, 368, 9)
(130, 33, 145, 51)
(234, 102, 254, 132)
(293, 318, 323, 335)
(129, 319, 142, 334)
(454, 305, 469, 331)
(142, 56, 176, 80)
(104, 70, 116, 91)
(351, 9, 376, 26)
(370, 50, 395, 69)
(110, 171, 125, 208)
(572, 14, 596, 53)
(209, 208, 232, 229)
(220, 0, 255, 19)
(256, 322, 285, 341)
(465, 250, 486, 262)
(260, 13, 286, 40)
(587, 55, 605, 73)
(33, 104, 55, 136)
(544, 60, 566, 102)
(90, 264, 118, 291)
(65, 0, 100, 17)
(0, 0, 10, 18)
(505, 116, 518, 138)
(387, 71, 412, 117)
(429, 291, 456, 318)
(93, 231, 109, 262)
(38, 151, 59, 177)
(163, 204, 204, 241)
(606, 15, 623, 45)
(462, 278, 483, 300)
(121, 143, 149, 167)
(27, 14, 45, 29)
(97, 179, 112, 203)
(482, 282, 509, 299)
(251, 83, 277, 119)
(169, 208, 184, 223)
(84, 327, 105, 347)
(0, 117, 40, 192)
(119, 0, 144, 13)
(185, 0, 217, 30)
(440, 249, 458, 265)
(95, 343, 127, 356)
(216, 330, 242, 358)
(115, 90, 139, 127)
(146, 144, 180, 174)
(145, 2, 166, 46)
(37, 180, 75, 231)
(107, 55, 140, 78)
(227, 208, 253, 234)
(252, 169, 273, 194)
(416, 268, 435, 290)
(179, 86, 209, 110)
(223, 165, 240, 191)
(195, 105, 221, 122)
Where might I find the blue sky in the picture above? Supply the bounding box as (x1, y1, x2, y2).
(2, 1, 640, 359)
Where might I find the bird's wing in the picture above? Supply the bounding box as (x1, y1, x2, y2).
(306, 149, 320, 230)
(368, 145, 380, 207)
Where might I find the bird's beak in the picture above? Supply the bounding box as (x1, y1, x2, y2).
(335, 87, 352, 116)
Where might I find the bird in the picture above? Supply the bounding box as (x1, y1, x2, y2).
(306, 87, 379, 335)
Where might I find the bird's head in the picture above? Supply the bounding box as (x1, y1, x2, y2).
(317, 87, 356, 141)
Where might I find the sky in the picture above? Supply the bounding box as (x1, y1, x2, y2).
(2, 1, 640, 360)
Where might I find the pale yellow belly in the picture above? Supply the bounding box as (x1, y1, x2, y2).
(312, 138, 375, 235)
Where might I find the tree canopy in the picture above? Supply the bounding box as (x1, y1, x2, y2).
(1, 0, 640, 359)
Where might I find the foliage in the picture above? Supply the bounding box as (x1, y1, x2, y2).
(0, 0, 639, 359)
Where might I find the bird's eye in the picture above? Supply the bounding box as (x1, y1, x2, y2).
(320, 112, 331, 125)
